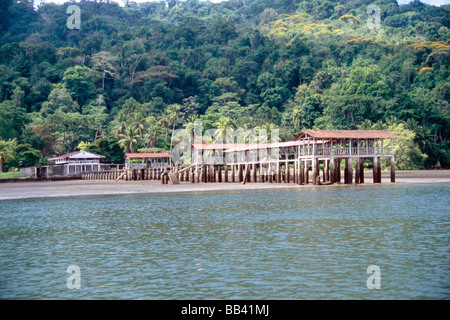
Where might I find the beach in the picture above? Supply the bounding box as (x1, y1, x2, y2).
(0, 170, 449, 201)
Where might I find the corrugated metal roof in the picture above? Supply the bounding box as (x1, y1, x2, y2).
(294, 130, 399, 140)
(224, 141, 297, 153)
(191, 143, 250, 150)
(224, 140, 327, 152)
(192, 140, 328, 153)
(49, 151, 105, 160)
(125, 152, 171, 159)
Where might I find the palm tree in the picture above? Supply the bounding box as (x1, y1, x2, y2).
(183, 115, 199, 141)
(404, 118, 431, 151)
(167, 104, 182, 130)
(357, 119, 373, 130)
(142, 116, 159, 148)
(118, 126, 140, 153)
(159, 110, 171, 144)
(386, 115, 401, 127)
(256, 122, 280, 142)
(292, 108, 302, 128)
(96, 94, 105, 107)
(372, 120, 387, 130)
(214, 116, 236, 141)
(134, 119, 145, 137)
(167, 104, 182, 155)
(114, 121, 127, 139)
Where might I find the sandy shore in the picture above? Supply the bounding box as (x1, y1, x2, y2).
(0, 170, 449, 201)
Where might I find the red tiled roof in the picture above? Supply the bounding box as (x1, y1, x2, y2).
(294, 130, 399, 140)
(125, 152, 171, 159)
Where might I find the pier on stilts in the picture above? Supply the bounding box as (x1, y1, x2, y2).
(292, 130, 398, 185)
(187, 130, 398, 186)
(82, 130, 399, 186)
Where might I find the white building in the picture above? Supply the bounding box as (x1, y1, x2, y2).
(49, 151, 105, 175)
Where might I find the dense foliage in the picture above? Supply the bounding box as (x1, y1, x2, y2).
(0, 0, 448, 170)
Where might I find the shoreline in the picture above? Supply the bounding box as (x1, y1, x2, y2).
(0, 170, 449, 201)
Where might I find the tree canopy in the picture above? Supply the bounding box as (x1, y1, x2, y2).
(0, 0, 448, 170)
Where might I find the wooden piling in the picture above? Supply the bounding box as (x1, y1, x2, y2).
(304, 160, 309, 184)
(293, 161, 296, 184)
(275, 162, 280, 183)
(242, 164, 248, 184)
(373, 157, 380, 183)
(224, 165, 228, 182)
(194, 167, 199, 183)
(285, 162, 289, 183)
(347, 158, 353, 184)
(344, 159, 349, 184)
(324, 160, 329, 182)
(312, 158, 319, 185)
(360, 159, 364, 184)
(330, 159, 335, 184)
(336, 159, 341, 183)
(298, 161, 303, 185)
(377, 157, 382, 183)
(390, 157, 395, 183)
(355, 158, 360, 184)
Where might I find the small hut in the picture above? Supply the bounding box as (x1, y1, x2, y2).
(124, 152, 171, 169)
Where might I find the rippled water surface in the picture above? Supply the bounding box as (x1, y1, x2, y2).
(0, 184, 448, 299)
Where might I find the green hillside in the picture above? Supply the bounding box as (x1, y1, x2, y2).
(0, 0, 448, 170)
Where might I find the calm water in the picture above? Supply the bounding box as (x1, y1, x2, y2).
(0, 184, 448, 300)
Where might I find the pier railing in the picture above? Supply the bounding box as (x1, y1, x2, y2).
(299, 146, 393, 157)
(126, 163, 169, 169)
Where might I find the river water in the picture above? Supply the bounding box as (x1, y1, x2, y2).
(0, 183, 448, 299)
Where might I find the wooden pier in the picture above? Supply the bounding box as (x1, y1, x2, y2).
(82, 130, 399, 186)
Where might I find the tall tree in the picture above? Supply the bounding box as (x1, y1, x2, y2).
(91, 51, 118, 90)
(117, 126, 140, 154)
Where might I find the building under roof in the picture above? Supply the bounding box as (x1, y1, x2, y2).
(48, 151, 105, 175)
(49, 151, 105, 163)
(124, 152, 171, 169)
(125, 152, 171, 159)
(188, 129, 399, 185)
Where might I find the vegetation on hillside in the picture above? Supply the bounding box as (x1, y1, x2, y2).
(0, 0, 448, 170)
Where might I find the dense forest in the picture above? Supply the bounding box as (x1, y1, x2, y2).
(0, 0, 449, 171)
